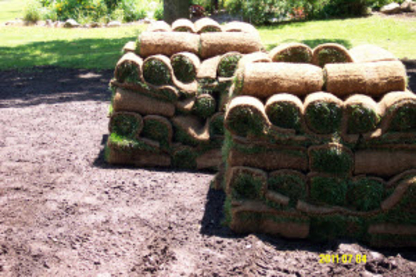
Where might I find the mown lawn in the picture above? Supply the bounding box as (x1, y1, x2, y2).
(0, 0, 415, 70)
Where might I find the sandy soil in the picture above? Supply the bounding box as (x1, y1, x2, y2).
(0, 64, 415, 276)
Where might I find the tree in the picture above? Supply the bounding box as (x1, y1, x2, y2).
(164, 0, 189, 24)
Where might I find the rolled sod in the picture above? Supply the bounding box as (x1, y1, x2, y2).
(172, 18, 196, 33)
(324, 61, 407, 97)
(308, 143, 354, 176)
(200, 32, 263, 59)
(114, 52, 144, 83)
(147, 20, 172, 32)
(224, 96, 271, 137)
(265, 94, 303, 130)
(222, 21, 259, 36)
(269, 43, 313, 63)
(137, 31, 200, 57)
(311, 43, 353, 67)
(197, 55, 221, 81)
(172, 115, 210, 145)
(217, 52, 242, 78)
(268, 170, 306, 207)
(344, 95, 380, 134)
(192, 94, 216, 119)
(112, 88, 175, 117)
(347, 177, 385, 211)
(350, 44, 398, 63)
(196, 149, 222, 170)
(175, 97, 196, 115)
(226, 166, 267, 200)
(106, 145, 171, 167)
(209, 112, 225, 137)
(379, 91, 416, 133)
(237, 52, 271, 70)
(143, 55, 173, 86)
(304, 92, 343, 134)
(355, 149, 416, 177)
(171, 52, 200, 84)
(233, 63, 323, 98)
(194, 17, 222, 33)
(109, 112, 143, 139)
(122, 41, 136, 54)
(142, 115, 173, 148)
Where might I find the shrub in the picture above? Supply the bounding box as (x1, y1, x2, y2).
(24, 0, 43, 22)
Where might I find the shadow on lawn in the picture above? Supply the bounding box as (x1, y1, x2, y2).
(0, 37, 135, 107)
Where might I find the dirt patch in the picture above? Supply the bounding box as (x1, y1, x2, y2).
(0, 65, 415, 276)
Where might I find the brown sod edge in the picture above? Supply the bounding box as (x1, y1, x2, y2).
(234, 62, 323, 98)
(194, 17, 222, 34)
(112, 88, 175, 117)
(200, 32, 263, 59)
(107, 146, 171, 167)
(138, 31, 200, 57)
(222, 21, 259, 36)
(355, 148, 416, 177)
(111, 80, 179, 103)
(114, 52, 144, 83)
(324, 61, 407, 97)
(172, 18, 196, 33)
(171, 115, 210, 143)
(269, 43, 312, 63)
(350, 44, 398, 63)
(147, 20, 172, 32)
(196, 149, 222, 170)
(311, 43, 353, 67)
(122, 41, 137, 54)
(197, 55, 221, 80)
(228, 146, 308, 171)
(237, 52, 271, 70)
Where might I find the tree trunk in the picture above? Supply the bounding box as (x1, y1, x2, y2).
(164, 0, 189, 24)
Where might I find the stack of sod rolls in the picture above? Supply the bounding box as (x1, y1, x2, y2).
(106, 19, 263, 171)
(221, 43, 416, 247)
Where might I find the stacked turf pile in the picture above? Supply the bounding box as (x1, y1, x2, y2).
(221, 43, 416, 247)
(106, 18, 263, 170)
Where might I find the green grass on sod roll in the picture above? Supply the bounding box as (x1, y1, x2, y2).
(143, 59, 172, 86)
(193, 96, 216, 119)
(142, 119, 171, 149)
(317, 48, 349, 67)
(108, 133, 158, 153)
(347, 104, 380, 134)
(305, 102, 342, 134)
(226, 106, 268, 137)
(274, 48, 311, 63)
(266, 102, 301, 130)
(171, 55, 196, 84)
(267, 174, 306, 207)
(116, 62, 141, 84)
(209, 114, 225, 137)
(110, 113, 142, 138)
(230, 173, 264, 201)
(310, 176, 348, 206)
(172, 146, 197, 169)
(218, 54, 242, 78)
(347, 178, 384, 211)
(309, 146, 353, 176)
(389, 105, 416, 132)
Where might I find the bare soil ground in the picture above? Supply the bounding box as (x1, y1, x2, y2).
(0, 63, 415, 276)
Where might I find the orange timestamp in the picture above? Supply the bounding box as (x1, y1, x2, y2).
(319, 254, 367, 264)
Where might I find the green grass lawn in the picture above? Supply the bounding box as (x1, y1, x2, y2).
(0, 0, 415, 70)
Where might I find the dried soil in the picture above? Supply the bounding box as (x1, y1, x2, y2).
(0, 63, 415, 276)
